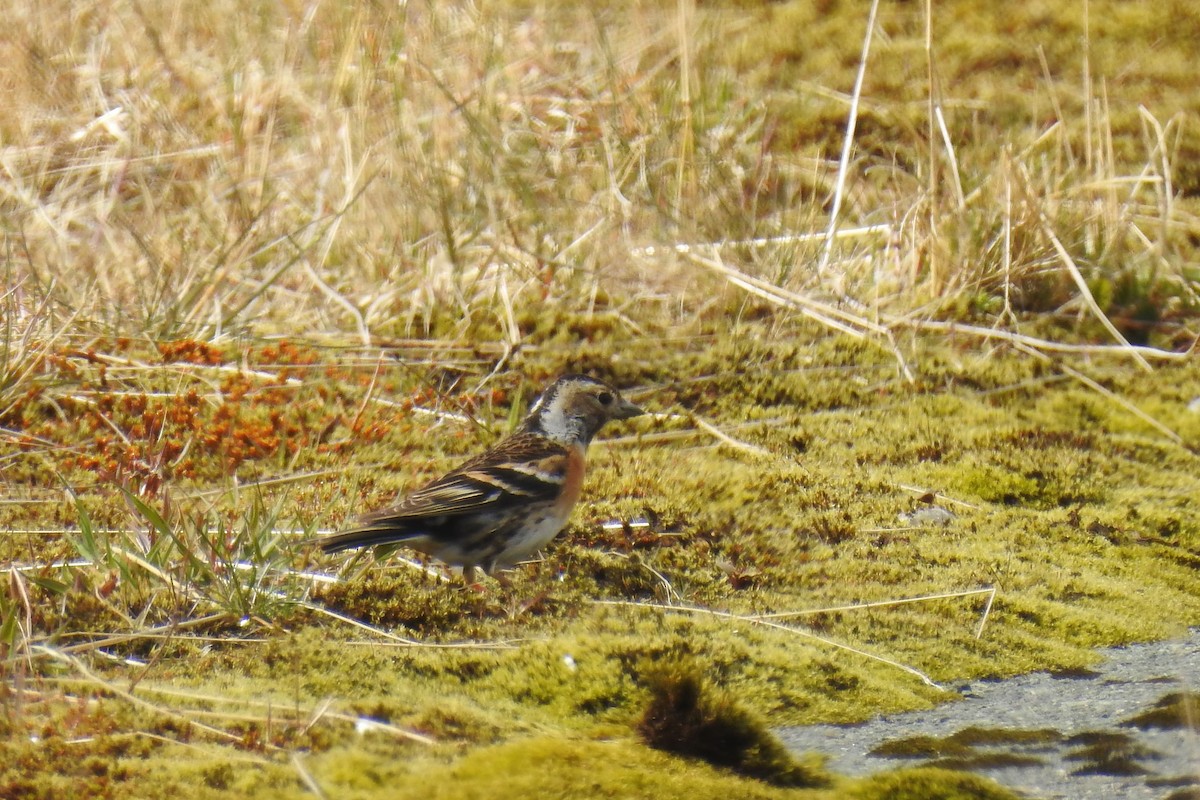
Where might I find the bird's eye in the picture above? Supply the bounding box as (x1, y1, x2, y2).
(598, 392, 613, 405)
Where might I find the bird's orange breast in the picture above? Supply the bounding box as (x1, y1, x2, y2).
(554, 443, 586, 514)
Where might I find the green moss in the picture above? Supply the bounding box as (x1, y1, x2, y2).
(948, 727, 1062, 747)
(869, 726, 1062, 774)
(852, 767, 1021, 800)
(314, 736, 835, 800)
(924, 753, 1047, 772)
(1121, 692, 1200, 731)
(1063, 731, 1159, 776)
(871, 736, 973, 760)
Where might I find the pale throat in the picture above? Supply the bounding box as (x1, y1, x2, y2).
(530, 396, 596, 445)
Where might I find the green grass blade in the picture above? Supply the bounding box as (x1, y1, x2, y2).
(70, 498, 102, 565)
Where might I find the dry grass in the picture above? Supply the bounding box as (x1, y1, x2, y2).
(4, 1, 1194, 349)
(2, 0, 1199, 797)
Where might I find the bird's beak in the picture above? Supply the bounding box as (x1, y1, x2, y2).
(614, 398, 645, 420)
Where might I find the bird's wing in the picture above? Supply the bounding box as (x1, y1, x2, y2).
(362, 432, 571, 521)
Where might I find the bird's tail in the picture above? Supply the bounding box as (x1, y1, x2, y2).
(317, 523, 420, 554)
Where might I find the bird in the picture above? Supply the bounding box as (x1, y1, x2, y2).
(320, 374, 645, 578)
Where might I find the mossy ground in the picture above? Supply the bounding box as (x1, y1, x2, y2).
(1, 321, 1195, 798)
(4, 0, 1200, 797)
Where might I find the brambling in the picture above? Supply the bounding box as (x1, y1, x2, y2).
(320, 374, 644, 578)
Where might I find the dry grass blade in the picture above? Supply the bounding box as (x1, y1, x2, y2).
(594, 600, 945, 690)
(819, 0, 881, 275)
(685, 251, 916, 380)
(894, 318, 1190, 361)
(1055, 364, 1182, 445)
(600, 417, 789, 449)
(293, 601, 423, 645)
(933, 105, 966, 210)
(1038, 215, 1153, 372)
(34, 645, 267, 748)
(135, 683, 437, 745)
(63, 349, 305, 387)
(754, 587, 999, 639)
(751, 587, 996, 621)
(631, 226, 894, 257)
(689, 414, 771, 458)
(974, 586, 997, 639)
(291, 752, 328, 799)
(46, 612, 235, 657)
(131, 731, 273, 763)
(685, 251, 886, 336)
(893, 484, 982, 511)
(1010, 342, 1183, 445)
(295, 599, 521, 650)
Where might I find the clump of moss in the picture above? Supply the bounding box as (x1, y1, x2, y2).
(873, 726, 1063, 759)
(1064, 730, 1158, 776)
(870, 735, 973, 760)
(949, 726, 1062, 747)
(405, 701, 505, 744)
(852, 767, 1021, 800)
(636, 660, 827, 788)
(1121, 692, 1200, 730)
(924, 753, 1047, 772)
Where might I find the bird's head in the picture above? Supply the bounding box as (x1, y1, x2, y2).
(521, 374, 644, 445)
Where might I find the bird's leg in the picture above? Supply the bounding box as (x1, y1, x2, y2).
(460, 564, 510, 592)
(461, 564, 483, 591)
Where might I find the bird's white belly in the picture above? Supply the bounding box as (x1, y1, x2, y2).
(498, 507, 572, 567)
